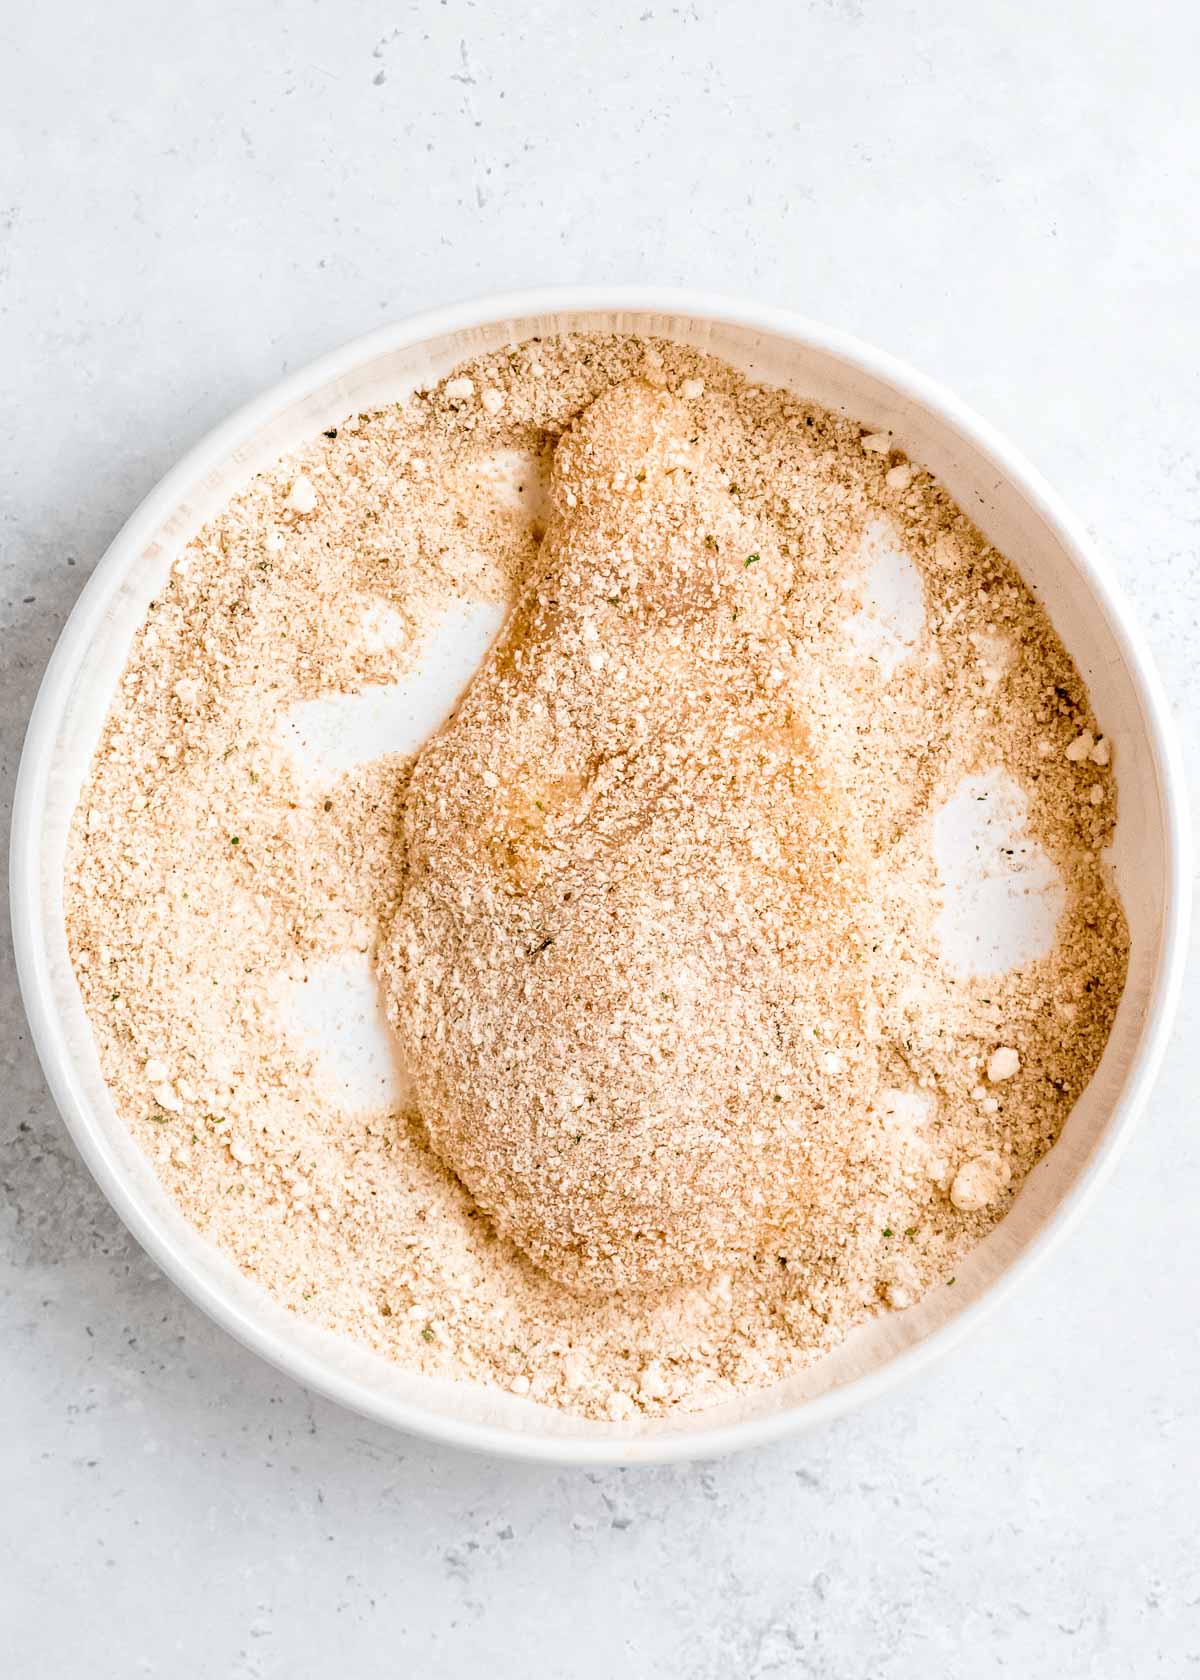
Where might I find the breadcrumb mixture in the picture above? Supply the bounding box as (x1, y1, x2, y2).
(66, 335, 1128, 1421)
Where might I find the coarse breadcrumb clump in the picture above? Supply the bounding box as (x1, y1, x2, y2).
(65, 333, 1128, 1421)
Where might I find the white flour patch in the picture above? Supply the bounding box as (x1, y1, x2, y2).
(934, 768, 1066, 976)
(842, 518, 926, 679)
(466, 447, 550, 525)
(276, 951, 411, 1110)
(278, 597, 506, 783)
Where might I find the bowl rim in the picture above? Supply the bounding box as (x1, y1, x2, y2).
(10, 285, 1192, 1465)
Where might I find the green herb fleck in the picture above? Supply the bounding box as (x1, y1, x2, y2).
(704, 534, 717, 550)
(421, 1326, 435, 1343)
(731, 607, 740, 621)
(229, 835, 240, 846)
(744, 553, 760, 568)
(607, 595, 620, 606)
(729, 482, 740, 495)
(148, 1113, 169, 1125)
(110, 993, 120, 1003)
(773, 1093, 782, 1103)
(905, 1226, 917, 1238)
(947, 1276, 956, 1286)
(882, 1227, 893, 1238)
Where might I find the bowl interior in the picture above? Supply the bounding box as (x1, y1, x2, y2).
(16, 302, 1176, 1460)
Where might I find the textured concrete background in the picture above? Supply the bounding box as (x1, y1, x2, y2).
(3, 3, 1199, 1674)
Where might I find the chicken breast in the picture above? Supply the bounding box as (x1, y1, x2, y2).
(381, 380, 878, 1296)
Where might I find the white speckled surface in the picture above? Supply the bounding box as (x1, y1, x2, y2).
(3, 3, 1198, 1672)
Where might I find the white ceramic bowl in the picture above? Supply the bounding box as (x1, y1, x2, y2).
(11, 288, 1190, 1464)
